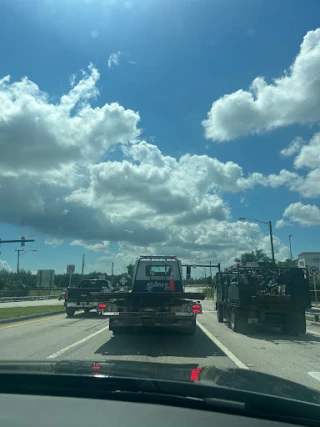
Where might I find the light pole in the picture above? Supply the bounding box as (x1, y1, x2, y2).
(16, 249, 37, 273)
(289, 235, 293, 260)
(238, 217, 275, 264)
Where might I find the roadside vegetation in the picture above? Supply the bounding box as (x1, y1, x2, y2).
(0, 305, 64, 320)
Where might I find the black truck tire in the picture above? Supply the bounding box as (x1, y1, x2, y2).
(217, 304, 224, 323)
(282, 311, 306, 335)
(66, 308, 75, 317)
(229, 308, 248, 334)
(84, 308, 91, 314)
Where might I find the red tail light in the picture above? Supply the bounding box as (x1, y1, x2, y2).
(192, 304, 202, 314)
(120, 313, 129, 317)
(167, 313, 175, 317)
(92, 364, 100, 370)
(98, 303, 107, 309)
(190, 367, 202, 382)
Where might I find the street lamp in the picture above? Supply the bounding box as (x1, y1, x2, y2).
(238, 217, 275, 264)
(15, 249, 37, 273)
(289, 235, 293, 260)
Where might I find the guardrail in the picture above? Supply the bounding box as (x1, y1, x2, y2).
(0, 295, 58, 303)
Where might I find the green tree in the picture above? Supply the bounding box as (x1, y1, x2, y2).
(235, 249, 270, 264)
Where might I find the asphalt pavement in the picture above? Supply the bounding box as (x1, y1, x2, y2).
(0, 295, 319, 392)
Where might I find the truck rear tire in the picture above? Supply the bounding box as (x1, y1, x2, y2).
(217, 304, 224, 323)
(66, 308, 75, 317)
(282, 311, 306, 335)
(229, 308, 248, 334)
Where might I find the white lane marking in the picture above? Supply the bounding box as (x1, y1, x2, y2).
(47, 322, 109, 359)
(308, 372, 320, 382)
(197, 321, 249, 370)
(307, 329, 320, 337)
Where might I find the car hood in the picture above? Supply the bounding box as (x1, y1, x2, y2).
(0, 360, 319, 404)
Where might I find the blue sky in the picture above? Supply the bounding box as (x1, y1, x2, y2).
(0, 0, 320, 275)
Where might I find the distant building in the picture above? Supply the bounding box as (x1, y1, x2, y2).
(297, 252, 320, 270)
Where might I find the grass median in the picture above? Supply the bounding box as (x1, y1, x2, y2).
(0, 305, 65, 320)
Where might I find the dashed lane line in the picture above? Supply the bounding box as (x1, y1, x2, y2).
(47, 321, 109, 359)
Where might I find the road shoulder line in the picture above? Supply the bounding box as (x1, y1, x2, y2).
(197, 321, 249, 370)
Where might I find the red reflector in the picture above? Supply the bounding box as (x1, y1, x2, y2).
(120, 313, 129, 317)
(190, 367, 202, 382)
(167, 313, 175, 317)
(98, 303, 107, 309)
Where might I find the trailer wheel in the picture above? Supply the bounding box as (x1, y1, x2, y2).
(282, 312, 306, 335)
(229, 309, 248, 334)
(217, 304, 224, 323)
(230, 308, 237, 332)
(66, 308, 75, 317)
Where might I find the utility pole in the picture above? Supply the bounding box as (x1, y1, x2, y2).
(268, 221, 275, 265)
(289, 235, 293, 260)
(15, 249, 24, 273)
(81, 254, 85, 276)
(111, 262, 114, 284)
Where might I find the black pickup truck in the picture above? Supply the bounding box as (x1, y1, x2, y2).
(64, 279, 114, 317)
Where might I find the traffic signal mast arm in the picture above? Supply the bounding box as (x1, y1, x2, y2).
(0, 239, 35, 245)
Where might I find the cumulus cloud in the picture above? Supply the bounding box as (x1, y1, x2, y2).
(70, 240, 110, 252)
(45, 238, 64, 246)
(0, 64, 291, 263)
(0, 64, 140, 174)
(278, 202, 320, 227)
(280, 137, 305, 157)
(108, 51, 122, 68)
(202, 28, 320, 142)
(0, 260, 12, 271)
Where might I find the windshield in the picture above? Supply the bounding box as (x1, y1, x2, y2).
(0, 0, 320, 405)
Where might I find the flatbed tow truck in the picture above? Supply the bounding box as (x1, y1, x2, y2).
(95, 255, 207, 334)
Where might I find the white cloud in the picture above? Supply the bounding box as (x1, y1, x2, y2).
(0, 64, 293, 264)
(279, 202, 320, 227)
(70, 240, 110, 252)
(202, 28, 320, 142)
(280, 137, 304, 157)
(0, 260, 12, 271)
(108, 51, 122, 68)
(0, 64, 140, 174)
(45, 238, 64, 246)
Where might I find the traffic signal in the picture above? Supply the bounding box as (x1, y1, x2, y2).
(186, 265, 191, 279)
(21, 236, 25, 247)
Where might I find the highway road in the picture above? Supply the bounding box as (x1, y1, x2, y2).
(0, 298, 319, 391)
